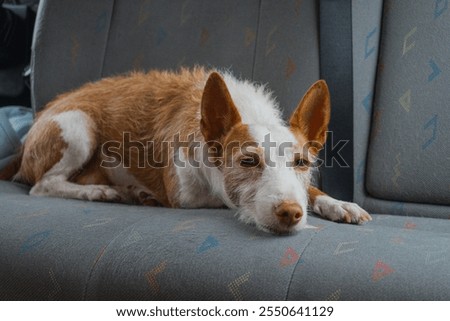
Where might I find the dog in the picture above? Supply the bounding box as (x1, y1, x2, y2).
(0, 67, 371, 234)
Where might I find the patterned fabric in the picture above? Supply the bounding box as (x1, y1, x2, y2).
(1, 181, 449, 300)
(352, 0, 450, 218)
(31, 0, 320, 117)
(252, 0, 320, 120)
(31, 0, 114, 111)
(366, 0, 450, 205)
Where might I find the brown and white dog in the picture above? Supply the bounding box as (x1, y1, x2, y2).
(0, 67, 371, 234)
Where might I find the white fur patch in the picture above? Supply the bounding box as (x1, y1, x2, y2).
(30, 174, 121, 202)
(175, 148, 230, 208)
(46, 110, 95, 177)
(222, 72, 284, 127)
(313, 195, 372, 224)
(244, 124, 309, 231)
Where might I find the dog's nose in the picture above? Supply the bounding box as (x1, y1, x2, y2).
(275, 201, 303, 226)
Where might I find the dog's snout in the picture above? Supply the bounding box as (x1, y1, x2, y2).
(274, 201, 303, 227)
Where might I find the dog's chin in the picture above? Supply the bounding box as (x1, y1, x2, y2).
(256, 222, 301, 235)
(236, 207, 304, 235)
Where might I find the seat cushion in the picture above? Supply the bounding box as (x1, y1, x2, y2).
(1, 181, 449, 300)
(288, 215, 450, 300)
(365, 0, 450, 206)
(352, 0, 450, 219)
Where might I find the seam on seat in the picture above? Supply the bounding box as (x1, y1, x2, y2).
(99, 0, 115, 78)
(284, 224, 330, 300)
(30, 0, 49, 113)
(361, 0, 386, 205)
(250, 0, 262, 80)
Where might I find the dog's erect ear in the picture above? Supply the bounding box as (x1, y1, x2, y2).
(201, 72, 242, 143)
(289, 80, 331, 147)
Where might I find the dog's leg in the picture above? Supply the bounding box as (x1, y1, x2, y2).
(70, 155, 162, 205)
(26, 110, 123, 202)
(31, 175, 124, 202)
(308, 186, 372, 224)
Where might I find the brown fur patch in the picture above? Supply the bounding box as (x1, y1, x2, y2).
(289, 80, 331, 149)
(308, 186, 327, 206)
(200, 72, 242, 144)
(0, 150, 23, 180)
(291, 133, 318, 170)
(18, 120, 68, 185)
(71, 153, 111, 185)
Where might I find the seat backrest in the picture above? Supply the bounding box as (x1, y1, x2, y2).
(31, 0, 320, 122)
(352, 0, 450, 218)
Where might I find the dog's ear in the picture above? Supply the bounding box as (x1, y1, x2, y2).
(201, 72, 242, 143)
(289, 80, 330, 148)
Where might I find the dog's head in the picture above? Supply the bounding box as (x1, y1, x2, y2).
(200, 72, 330, 234)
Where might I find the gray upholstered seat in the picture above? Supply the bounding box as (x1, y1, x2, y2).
(2, 181, 449, 300)
(1, 0, 449, 300)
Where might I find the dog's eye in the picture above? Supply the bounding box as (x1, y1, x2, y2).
(240, 156, 259, 167)
(294, 157, 310, 169)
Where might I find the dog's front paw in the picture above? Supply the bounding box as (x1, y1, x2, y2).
(313, 195, 372, 224)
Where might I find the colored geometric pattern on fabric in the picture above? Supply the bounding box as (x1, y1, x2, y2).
(32, 0, 319, 120)
(352, 0, 450, 218)
(366, 0, 450, 206)
(1, 181, 449, 300)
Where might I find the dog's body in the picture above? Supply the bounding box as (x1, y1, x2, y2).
(0, 67, 371, 233)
